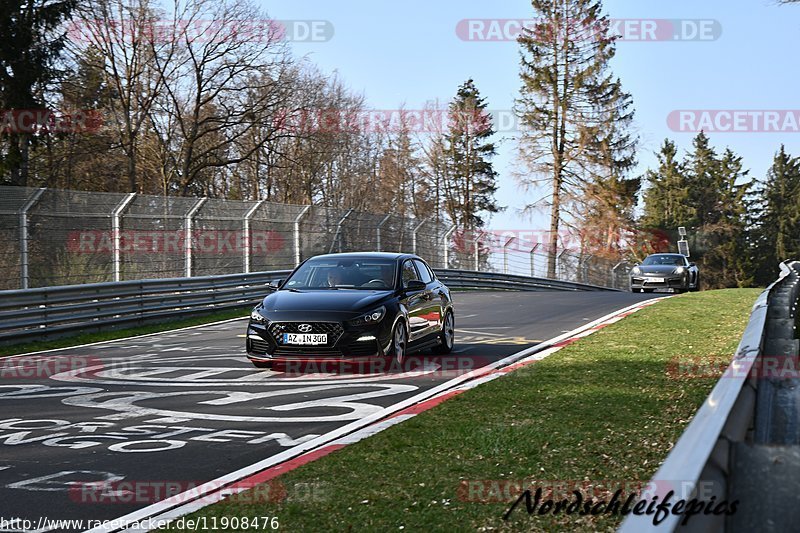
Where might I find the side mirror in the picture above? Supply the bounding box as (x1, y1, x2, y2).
(689, 263, 696, 267)
(269, 278, 284, 288)
(405, 279, 426, 291)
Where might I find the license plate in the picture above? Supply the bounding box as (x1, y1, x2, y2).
(646, 278, 665, 283)
(282, 333, 327, 345)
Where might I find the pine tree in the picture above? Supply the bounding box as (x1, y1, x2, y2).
(752, 146, 800, 283)
(442, 79, 501, 231)
(640, 134, 755, 288)
(686, 131, 720, 228)
(577, 78, 639, 259)
(0, 0, 77, 186)
(516, 0, 630, 277)
(641, 139, 694, 230)
(699, 148, 754, 287)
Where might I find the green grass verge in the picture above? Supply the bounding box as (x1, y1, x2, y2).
(169, 289, 760, 532)
(0, 307, 249, 357)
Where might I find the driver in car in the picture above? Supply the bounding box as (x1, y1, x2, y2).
(327, 269, 344, 287)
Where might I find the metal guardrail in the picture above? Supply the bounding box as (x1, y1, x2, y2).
(0, 268, 617, 346)
(432, 269, 619, 292)
(619, 261, 799, 533)
(0, 270, 293, 345)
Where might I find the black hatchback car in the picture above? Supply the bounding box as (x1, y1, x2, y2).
(245, 252, 455, 368)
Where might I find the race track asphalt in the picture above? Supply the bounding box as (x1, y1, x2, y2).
(0, 290, 660, 531)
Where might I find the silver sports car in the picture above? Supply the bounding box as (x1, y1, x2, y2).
(629, 253, 699, 293)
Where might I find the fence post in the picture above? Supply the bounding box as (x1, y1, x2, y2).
(412, 218, 428, 255)
(529, 243, 540, 277)
(18, 188, 46, 289)
(503, 236, 516, 274)
(473, 231, 486, 271)
(242, 200, 264, 274)
(112, 192, 136, 282)
(581, 254, 593, 284)
(555, 249, 567, 280)
(294, 205, 311, 267)
(329, 208, 353, 254)
(612, 261, 626, 290)
(442, 225, 456, 269)
(376, 214, 391, 252)
(184, 198, 207, 278)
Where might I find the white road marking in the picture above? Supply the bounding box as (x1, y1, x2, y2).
(456, 328, 505, 337)
(62, 384, 419, 423)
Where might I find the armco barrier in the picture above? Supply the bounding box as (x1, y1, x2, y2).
(619, 261, 800, 533)
(0, 268, 617, 346)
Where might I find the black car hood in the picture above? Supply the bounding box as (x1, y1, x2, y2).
(261, 289, 390, 313)
(637, 265, 681, 274)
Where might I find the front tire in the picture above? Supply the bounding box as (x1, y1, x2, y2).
(391, 321, 408, 366)
(690, 277, 700, 292)
(433, 311, 454, 354)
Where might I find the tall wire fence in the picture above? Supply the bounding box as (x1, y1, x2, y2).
(0, 186, 631, 290)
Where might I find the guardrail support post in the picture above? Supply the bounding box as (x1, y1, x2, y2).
(112, 192, 136, 282)
(529, 243, 540, 277)
(18, 188, 45, 289)
(443, 225, 456, 269)
(412, 218, 429, 255)
(376, 214, 391, 252)
(184, 198, 207, 278)
(329, 209, 354, 254)
(503, 236, 516, 274)
(294, 205, 311, 267)
(243, 200, 265, 274)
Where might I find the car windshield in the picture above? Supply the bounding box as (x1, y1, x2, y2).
(283, 257, 397, 290)
(642, 255, 686, 266)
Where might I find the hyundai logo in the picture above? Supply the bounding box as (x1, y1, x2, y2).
(297, 324, 312, 333)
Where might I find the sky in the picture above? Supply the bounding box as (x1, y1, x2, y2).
(258, 0, 800, 233)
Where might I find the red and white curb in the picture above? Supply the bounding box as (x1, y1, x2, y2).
(92, 297, 664, 533)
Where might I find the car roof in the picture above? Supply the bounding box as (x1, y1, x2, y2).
(646, 253, 685, 257)
(307, 252, 419, 261)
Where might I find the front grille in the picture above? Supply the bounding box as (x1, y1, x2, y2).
(267, 322, 344, 347)
(249, 338, 271, 355)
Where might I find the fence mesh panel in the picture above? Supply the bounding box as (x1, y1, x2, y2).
(0, 186, 628, 289)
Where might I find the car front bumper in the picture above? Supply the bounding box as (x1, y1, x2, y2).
(245, 318, 393, 362)
(630, 275, 689, 291)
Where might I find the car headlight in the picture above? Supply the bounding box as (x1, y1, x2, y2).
(250, 307, 268, 323)
(674, 267, 686, 274)
(632, 266, 641, 275)
(349, 306, 386, 327)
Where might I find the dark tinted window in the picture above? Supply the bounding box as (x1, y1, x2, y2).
(402, 260, 420, 286)
(413, 259, 433, 283)
(284, 257, 398, 289)
(642, 255, 687, 267)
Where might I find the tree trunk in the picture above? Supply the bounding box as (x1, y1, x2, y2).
(548, 170, 561, 278)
